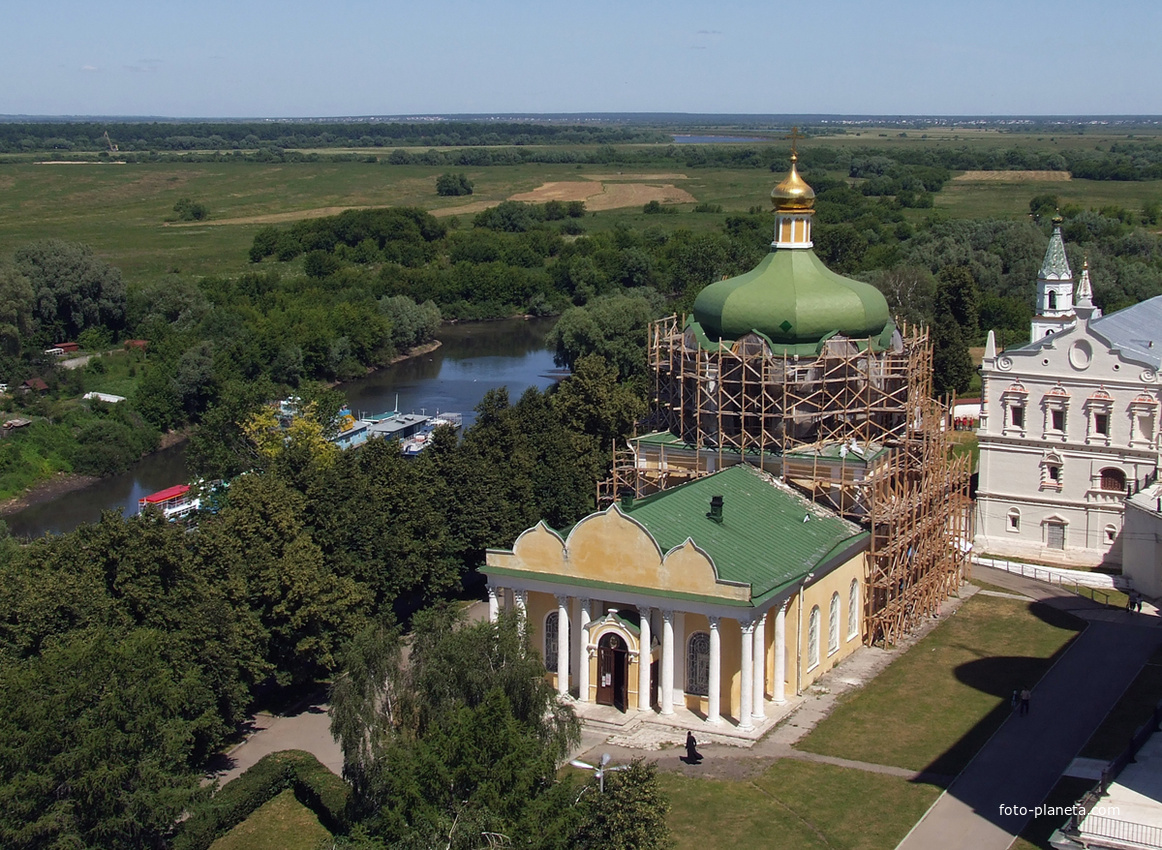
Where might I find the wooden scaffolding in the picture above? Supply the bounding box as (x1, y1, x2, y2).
(601, 315, 972, 647)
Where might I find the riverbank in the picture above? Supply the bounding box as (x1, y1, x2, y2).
(0, 341, 447, 519)
(0, 426, 193, 519)
(0, 471, 102, 518)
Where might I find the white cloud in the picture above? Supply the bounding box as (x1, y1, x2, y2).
(81, 65, 99, 72)
(126, 59, 163, 73)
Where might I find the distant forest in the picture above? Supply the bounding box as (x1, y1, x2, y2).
(0, 121, 671, 153)
(3, 120, 1162, 179)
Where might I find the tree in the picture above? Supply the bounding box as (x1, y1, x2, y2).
(172, 197, 209, 221)
(932, 268, 977, 396)
(14, 239, 126, 343)
(196, 472, 370, 682)
(572, 760, 671, 850)
(551, 353, 646, 464)
(864, 266, 936, 327)
(330, 608, 579, 844)
(0, 628, 208, 850)
(0, 262, 34, 354)
(436, 172, 474, 197)
(546, 292, 661, 380)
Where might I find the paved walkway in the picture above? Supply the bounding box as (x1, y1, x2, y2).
(205, 693, 343, 787)
(896, 566, 1162, 850)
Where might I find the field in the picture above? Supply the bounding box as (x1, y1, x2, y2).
(4, 127, 1161, 289)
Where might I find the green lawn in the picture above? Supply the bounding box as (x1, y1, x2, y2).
(797, 595, 1084, 775)
(208, 788, 331, 850)
(663, 759, 940, 850)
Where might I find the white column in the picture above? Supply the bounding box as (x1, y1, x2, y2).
(752, 612, 767, 721)
(673, 611, 686, 708)
(637, 606, 653, 711)
(487, 586, 499, 622)
(707, 616, 722, 724)
(513, 589, 527, 634)
(660, 609, 675, 715)
(556, 595, 570, 697)
(773, 602, 788, 704)
(739, 618, 755, 731)
(577, 598, 591, 702)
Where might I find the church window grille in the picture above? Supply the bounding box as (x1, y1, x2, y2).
(1095, 413, 1109, 437)
(828, 593, 840, 656)
(544, 612, 558, 672)
(848, 580, 859, 640)
(687, 632, 710, 697)
(1100, 467, 1126, 493)
(1051, 409, 1064, 431)
(1011, 405, 1025, 429)
(808, 606, 821, 671)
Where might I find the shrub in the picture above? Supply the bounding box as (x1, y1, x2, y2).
(173, 198, 209, 221)
(642, 200, 677, 215)
(436, 172, 474, 196)
(173, 750, 350, 850)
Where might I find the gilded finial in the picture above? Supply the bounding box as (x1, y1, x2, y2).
(771, 127, 814, 212)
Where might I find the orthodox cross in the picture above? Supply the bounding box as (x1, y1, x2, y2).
(783, 126, 805, 156)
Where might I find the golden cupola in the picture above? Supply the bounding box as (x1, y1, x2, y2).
(770, 151, 815, 211)
(770, 150, 815, 249)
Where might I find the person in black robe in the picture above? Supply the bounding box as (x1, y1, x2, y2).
(685, 731, 702, 764)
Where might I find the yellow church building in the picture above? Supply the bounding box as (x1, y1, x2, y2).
(483, 464, 868, 728)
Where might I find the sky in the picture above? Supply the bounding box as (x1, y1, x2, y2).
(3, 0, 1161, 118)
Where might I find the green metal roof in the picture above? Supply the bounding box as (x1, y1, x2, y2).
(691, 247, 893, 351)
(623, 464, 867, 601)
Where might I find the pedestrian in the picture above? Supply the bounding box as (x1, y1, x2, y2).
(1019, 687, 1031, 716)
(685, 730, 702, 764)
(1137, 592, 1144, 614)
(1010, 689, 1018, 710)
(1128, 590, 1138, 614)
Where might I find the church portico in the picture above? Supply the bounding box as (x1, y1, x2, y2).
(484, 464, 869, 729)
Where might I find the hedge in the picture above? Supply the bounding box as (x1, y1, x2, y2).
(173, 750, 349, 850)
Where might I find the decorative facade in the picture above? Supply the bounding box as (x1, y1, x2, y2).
(483, 465, 868, 725)
(976, 247, 1161, 566)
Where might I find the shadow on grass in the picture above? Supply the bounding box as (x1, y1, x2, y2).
(916, 602, 1084, 781)
(904, 600, 1162, 843)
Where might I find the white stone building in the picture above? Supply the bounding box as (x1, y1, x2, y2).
(976, 238, 1162, 566)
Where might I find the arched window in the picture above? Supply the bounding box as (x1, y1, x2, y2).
(808, 606, 820, 671)
(848, 579, 859, 640)
(828, 593, 840, 655)
(1048, 290, 1058, 311)
(687, 632, 710, 696)
(1101, 467, 1126, 493)
(1008, 508, 1021, 532)
(544, 611, 558, 672)
(1105, 524, 1118, 545)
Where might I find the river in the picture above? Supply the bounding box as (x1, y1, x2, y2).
(5, 318, 560, 538)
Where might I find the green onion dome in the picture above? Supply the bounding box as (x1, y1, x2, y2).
(692, 249, 893, 349)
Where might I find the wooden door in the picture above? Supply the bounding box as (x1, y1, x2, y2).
(613, 646, 628, 712)
(597, 644, 615, 706)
